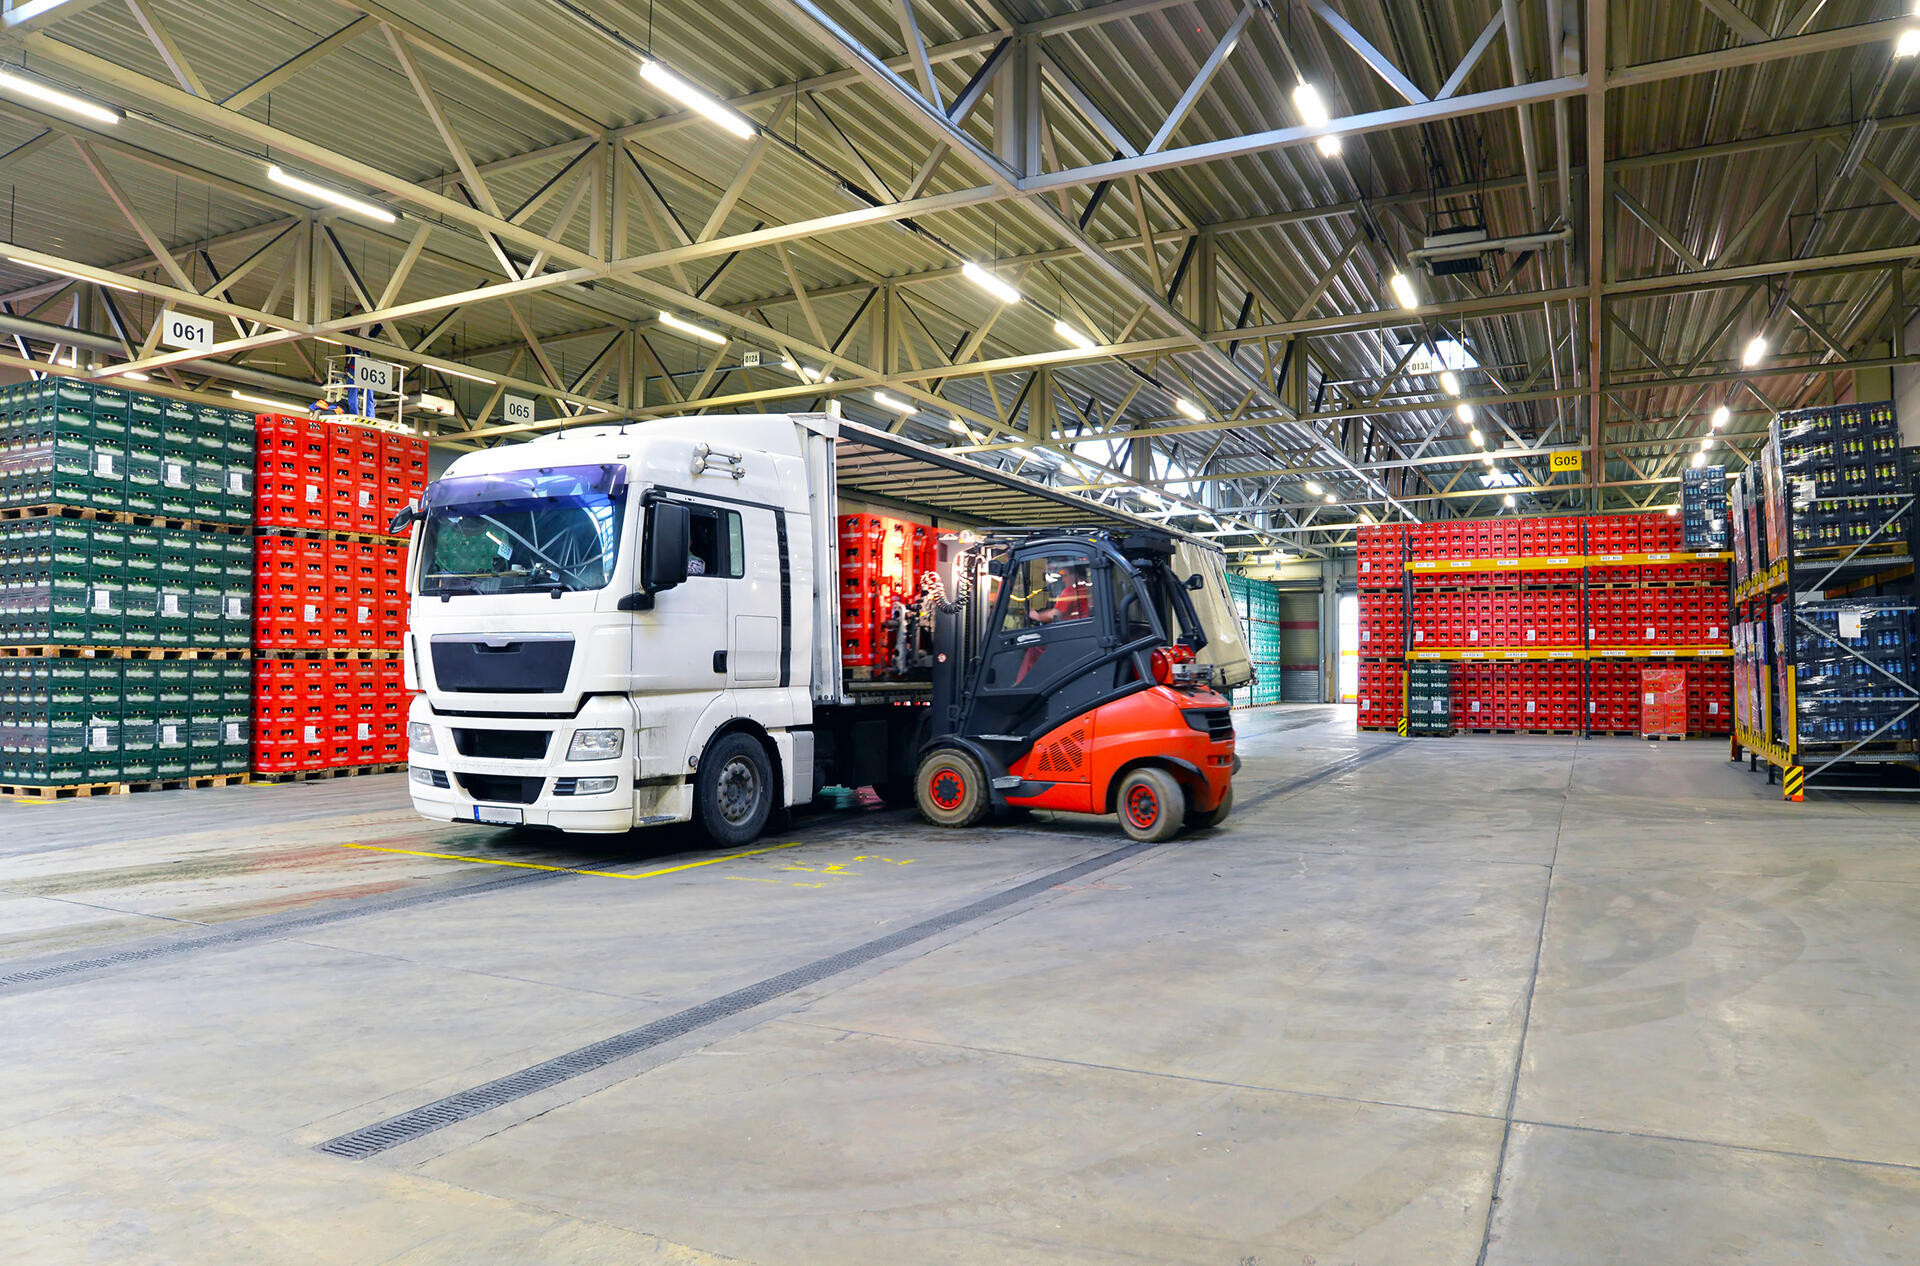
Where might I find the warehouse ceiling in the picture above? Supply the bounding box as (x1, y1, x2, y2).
(0, 0, 1916, 560)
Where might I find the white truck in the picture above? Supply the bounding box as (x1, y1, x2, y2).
(397, 413, 1251, 841)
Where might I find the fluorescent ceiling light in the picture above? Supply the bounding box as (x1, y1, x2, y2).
(1388, 271, 1419, 309)
(1701, 436, 1714, 450)
(1357, 510, 1373, 524)
(873, 391, 916, 414)
(1439, 370, 1461, 396)
(1691, 451, 1707, 468)
(1174, 397, 1205, 421)
(961, 261, 1021, 304)
(1741, 333, 1768, 367)
(1469, 428, 1484, 447)
(1456, 402, 1475, 423)
(267, 166, 396, 224)
(1482, 453, 1496, 467)
(1324, 492, 1338, 504)
(0, 69, 119, 126)
(1304, 480, 1323, 495)
(1292, 81, 1341, 156)
(658, 310, 727, 345)
(1667, 506, 1680, 515)
(436, 365, 496, 384)
(1052, 319, 1097, 350)
(1898, 26, 1920, 57)
(947, 418, 968, 434)
(5, 256, 135, 292)
(1711, 405, 1729, 429)
(117, 370, 150, 381)
(1503, 493, 1516, 508)
(232, 390, 301, 411)
(639, 59, 755, 139)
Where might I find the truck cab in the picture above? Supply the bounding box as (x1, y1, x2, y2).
(400, 416, 824, 836)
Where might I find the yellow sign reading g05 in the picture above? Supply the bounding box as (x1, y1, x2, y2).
(1549, 450, 1583, 472)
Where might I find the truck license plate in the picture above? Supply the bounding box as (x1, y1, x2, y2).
(473, 805, 524, 825)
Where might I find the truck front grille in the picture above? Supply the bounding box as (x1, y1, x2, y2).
(455, 773, 544, 805)
(451, 729, 550, 760)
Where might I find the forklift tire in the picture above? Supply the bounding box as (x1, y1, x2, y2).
(1184, 785, 1233, 830)
(915, 748, 990, 828)
(695, 732, 774, 846)
(1116, 767, 1185, 843)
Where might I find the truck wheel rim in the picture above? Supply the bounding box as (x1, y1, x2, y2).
(717, 757, 760, 824)
(929, 767, 966, 811)
(1124, 784, 1158, 828)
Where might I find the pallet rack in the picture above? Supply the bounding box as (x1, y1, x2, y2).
(1729, 403, 1918, 800)
(1357, 513, 1734, 739)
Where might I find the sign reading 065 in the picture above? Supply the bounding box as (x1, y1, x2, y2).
(1549, 450, 1583, 473)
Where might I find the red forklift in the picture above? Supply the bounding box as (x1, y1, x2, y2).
(909, 529, 1239, 841)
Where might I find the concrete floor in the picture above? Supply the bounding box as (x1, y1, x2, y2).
(3, 706, 1917, 1264)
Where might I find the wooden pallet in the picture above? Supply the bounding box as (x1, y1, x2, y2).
(254, 525, 401, 545)
(250, 761, 405, 783)
(255, 647, 402, 660)
(0, 503, 246, 534)
(1459, 727, 1582, 736)
(1643, 734, 1688, 742)
(0, 644, 250, 660)
(1, 772, 250, 799)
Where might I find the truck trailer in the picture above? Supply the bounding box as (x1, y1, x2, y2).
(396, 413, 1252, 842)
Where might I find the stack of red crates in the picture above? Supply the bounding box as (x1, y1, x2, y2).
(1356, 524, 1406, 729)
(1357, 512, 1733, 738)
(839, 513, 938, 672)
(251, 415, 427, 774)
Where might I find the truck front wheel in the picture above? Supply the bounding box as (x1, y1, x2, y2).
(696, 732, 773, 845)
(915, 748, 989, 828)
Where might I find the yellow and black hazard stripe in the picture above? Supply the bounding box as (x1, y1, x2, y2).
(1395, 716, 1409, 737)
(1783, 765, 1804, 801)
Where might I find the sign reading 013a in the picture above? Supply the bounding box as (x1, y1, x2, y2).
(1549, 450, 1584, 473)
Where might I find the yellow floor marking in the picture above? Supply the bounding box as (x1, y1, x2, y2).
(340, 840, 804, 879)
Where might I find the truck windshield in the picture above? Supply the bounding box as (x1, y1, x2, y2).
(418, 463, 626, 596)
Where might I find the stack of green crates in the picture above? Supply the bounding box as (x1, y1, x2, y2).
(0, 380, 256, 787)
(1407, 663, 1452, 735)
(0, 656, 250, 784)
(1227, 573, 1285, 706)
(0, 520, 252, 648)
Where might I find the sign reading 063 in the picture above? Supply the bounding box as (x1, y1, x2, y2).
(1549, 450, 1583, 473)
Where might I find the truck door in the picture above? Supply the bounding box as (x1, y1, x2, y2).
(680, 501, 780, 686)
(967, 546, 1109, 738)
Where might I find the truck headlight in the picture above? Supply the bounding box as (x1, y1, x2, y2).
(568, 728, 623, 761)
(407, 721, 437, 754)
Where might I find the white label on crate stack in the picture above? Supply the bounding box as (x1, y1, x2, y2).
(164, 462, 185, 487)
(303, 604, 319, 623)
(360, 489, 373, 507)
(90, 727, 109, 750)
(1471, 701, 1481, 713)
(94, 452, 115, 476)
(1708, 702, 1719, 715)
(1469, 628, 1479, 642)
(306, 485, 321, 503)
(358, 723, 372, 741)
(228, 470, 245, 493)
(1644, 692, 1655, 705)
(162, 593, 180, 616)
(93, 587, 112, 612)
(357, 606, 371, 623)
(1645, 625, 1657, 640)
(1361, 630, 1370, 643)
(1431, 699, 1445, 715)
(1527, 701, 1537, 714)
(304, 725, 320, 743)
(1707, 625, 1718, 640)
(1840, 610, 1864, 640)
(162, 725, 178, 745)
(225, 723, 242, 743)
(1526, 629, 1536, 641)
(226, 597, 243, 618)
(1413, 630, 1424, 643)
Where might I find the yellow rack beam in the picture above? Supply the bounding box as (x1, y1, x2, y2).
(1406, 645, 1731, 662)
(1406, 550, 1732, 573)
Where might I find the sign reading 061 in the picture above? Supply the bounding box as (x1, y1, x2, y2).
(1549, 450, 1583, 473)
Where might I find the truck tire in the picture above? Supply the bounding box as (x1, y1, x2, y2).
(1116, 767, 1185, 843)
(695, 732, 773, 846)
(1184, 785, 1233, 830)
(915, 748, 989, 828)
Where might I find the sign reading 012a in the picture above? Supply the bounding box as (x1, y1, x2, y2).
(1549, 450, 1584, 473)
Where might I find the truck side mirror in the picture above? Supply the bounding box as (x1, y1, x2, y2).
(641, 500, 691, 595)
(1185, 573, 1205, 591)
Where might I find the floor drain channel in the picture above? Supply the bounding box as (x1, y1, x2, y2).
(318, 838, 1159, 1160)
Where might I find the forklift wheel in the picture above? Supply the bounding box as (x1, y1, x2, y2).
(1184, 785, 1233, 830)
(915, 749, 990, 828)
(1116, 767, 1185, 843)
